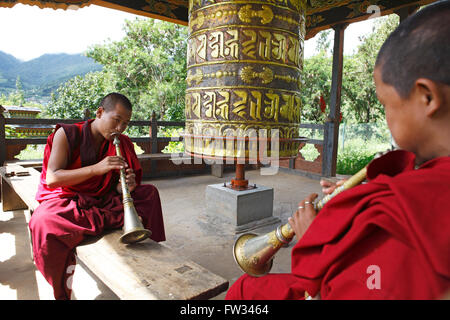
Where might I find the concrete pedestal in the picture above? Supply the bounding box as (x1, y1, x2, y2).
(205, 184, 280, 233)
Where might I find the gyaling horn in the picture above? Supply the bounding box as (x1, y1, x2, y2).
(233, 165, 368, 276)
(113, 134, 152, 244)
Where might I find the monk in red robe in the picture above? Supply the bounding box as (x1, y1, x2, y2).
(29, 92, 165, 300)
(226, 2, 450, 300)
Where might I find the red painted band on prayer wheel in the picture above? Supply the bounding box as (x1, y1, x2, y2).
(185, 0, 306, 161)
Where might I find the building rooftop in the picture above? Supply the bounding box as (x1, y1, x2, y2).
(1, 105, 42, 113)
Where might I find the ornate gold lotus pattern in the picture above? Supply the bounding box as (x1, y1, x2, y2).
(238, 4, 274, 24)
(240, 66, 274, 84)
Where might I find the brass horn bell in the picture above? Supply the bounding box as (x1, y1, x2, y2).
(233, 224, 294, 277)
(233, 165, 369, 276)
(120, 199, 152, 244)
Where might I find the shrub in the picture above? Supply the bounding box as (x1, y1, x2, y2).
(337, 148, 376, 175)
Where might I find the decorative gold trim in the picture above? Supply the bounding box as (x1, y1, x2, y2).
(186, 119, 300, 126)
(238, 4, 274, 25)
(240, 66, 274, 84)
(191, 0, 303, 16)
(187, 69, 239, 85)
(186, 69, 203, 85)
(187, 60, 302, 73)
(189, 10, 205, 30)
(188, 23, 300, 40)
(267, 230, 282, 249)
(186, 85, 301, 95)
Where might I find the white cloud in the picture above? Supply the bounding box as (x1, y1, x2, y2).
(0, 3, 140, 61)
(304, 18, 379, 58)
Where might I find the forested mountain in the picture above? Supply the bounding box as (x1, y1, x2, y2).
(0, 51, 102, 101)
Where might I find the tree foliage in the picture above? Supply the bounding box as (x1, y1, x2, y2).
(343, 15, 399, 123)
(86, 18, 187, 121)
(301, 51, 332, 123)
(0, 76, 26, 106)
(301, 15, 399, 124)
(45, 18, 187, 124)
(44, 71, 112, 119)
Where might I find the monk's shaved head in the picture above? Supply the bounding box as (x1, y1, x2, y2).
(99, 92, 132, 112)
(375, 1, 450, 98)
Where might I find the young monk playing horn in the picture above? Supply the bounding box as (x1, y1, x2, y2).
(226, 1, 450, 300)
(30, 92, 166, 300)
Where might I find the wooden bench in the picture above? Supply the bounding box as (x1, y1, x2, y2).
(0, 165, 229, 300)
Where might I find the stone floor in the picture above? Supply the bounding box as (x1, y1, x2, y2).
(0, 167, 324, 300)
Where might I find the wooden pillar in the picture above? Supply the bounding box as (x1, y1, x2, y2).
(0, 110, 6, 166)
(150, 111, 158, 176)
(322, 24, 347, 177)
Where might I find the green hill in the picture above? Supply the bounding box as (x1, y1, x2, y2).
(0, 51, 103, 101)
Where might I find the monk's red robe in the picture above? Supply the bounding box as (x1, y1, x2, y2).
(226, 150, 450, 300)
(29, 120, 165, 300)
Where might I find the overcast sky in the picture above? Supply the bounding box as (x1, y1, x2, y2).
(0, 3, 377, 62)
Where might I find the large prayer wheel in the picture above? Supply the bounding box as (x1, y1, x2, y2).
(185, 0, 306, 162)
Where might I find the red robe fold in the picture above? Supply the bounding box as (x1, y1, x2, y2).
(226, 150, 450, 300)
(30, 120, 165, 300)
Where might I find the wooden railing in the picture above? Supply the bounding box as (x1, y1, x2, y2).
(0, 112, 196, 178)
(0, 112, 327, 177)
(279, 123, 325, 177)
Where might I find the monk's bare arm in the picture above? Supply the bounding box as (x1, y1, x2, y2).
(46, 127, 127, 188)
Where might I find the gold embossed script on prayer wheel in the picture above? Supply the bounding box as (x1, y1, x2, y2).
(185, 0, 306, 162)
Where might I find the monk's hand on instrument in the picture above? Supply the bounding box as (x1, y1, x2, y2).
(94, 156, 128, 175)
(124, 168, 137, 192)
(320, 178, 346, 195)
(288, 193, 319, 240)
(115, 168, 136, 194)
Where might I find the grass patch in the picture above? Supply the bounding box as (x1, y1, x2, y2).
(336, 138, 390, 175)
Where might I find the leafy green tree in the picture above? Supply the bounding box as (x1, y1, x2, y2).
(300, 51, 332, 123)
(0, 93, 7, 104)
(44, 71, 112, 119)
(342, 15, 399, 123)
(86, 18, 187, 121)
(301, 15, 399, 124)
(315, 29, 333, 55)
